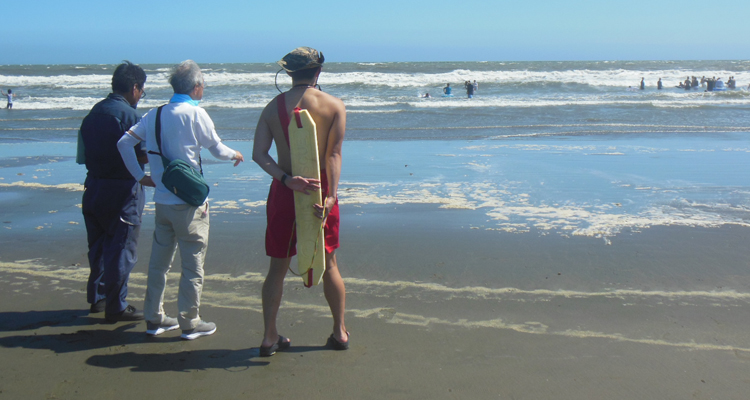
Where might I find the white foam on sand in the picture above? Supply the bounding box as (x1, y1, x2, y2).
(0, 181, 83, 191)
(338, 180, 750, 239)
(3, 258, 750, 353)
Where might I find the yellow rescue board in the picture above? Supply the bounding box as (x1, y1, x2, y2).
(288, 108, 326, 287)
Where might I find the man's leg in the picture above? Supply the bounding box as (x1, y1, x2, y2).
(85, 228, 105, 306)
(101, 221, 140, 314)
(323, 251, 347, 343)
(144, 205, 177, 324)
(261, 256, 291, 348)
(83, 194, 106, 308)
(172, 203, 210, 330)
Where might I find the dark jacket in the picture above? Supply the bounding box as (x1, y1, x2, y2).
(81, 93, 145, 180)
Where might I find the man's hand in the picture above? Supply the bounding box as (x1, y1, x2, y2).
(286, 176, 320, 195)
(139, 175, 156, 187)
(232, 150, 244, 167)
(313, 196, 336, 221)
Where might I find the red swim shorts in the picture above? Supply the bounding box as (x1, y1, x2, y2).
(265, 171, 340, 258)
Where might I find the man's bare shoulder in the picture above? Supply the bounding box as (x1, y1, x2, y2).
(259, 96, 280, 120)
(312, 90, 345, 111)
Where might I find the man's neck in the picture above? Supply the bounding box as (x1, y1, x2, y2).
(291, 79, 316, 89)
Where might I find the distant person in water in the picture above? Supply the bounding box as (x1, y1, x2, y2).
(422, 93, 431, 98)
(691, 76, 699, 87)
(473, 80, 478, 92)
(640, 78, 645, 90)
(657, 78, 662, 90)
(727, 76, 736, 89)
(1, 89, 15, 109)
(443, 83, 452, 96)
(466, 80, 475, 98)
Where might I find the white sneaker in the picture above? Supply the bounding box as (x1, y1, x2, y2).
(146, 316, 179, 336)
(180, 320, 217, 340)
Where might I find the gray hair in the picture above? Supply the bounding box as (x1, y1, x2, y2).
(169, 60, 203, 94)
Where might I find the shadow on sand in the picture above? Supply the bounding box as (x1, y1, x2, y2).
(0, 308, 335, 371)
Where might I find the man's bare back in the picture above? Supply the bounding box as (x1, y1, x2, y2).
(260, 87, 345, 173)
(253, 84, 345, 209)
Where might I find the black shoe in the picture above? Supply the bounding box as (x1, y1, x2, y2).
(89, 299, 106, 314)
(105, 305, 144, 322)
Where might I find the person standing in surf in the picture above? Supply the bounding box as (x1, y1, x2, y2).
(2, 89, 16, 109)
(466, 80, 475, 98)
(443, 83, 452, 96)
(252, 47, 348, 357)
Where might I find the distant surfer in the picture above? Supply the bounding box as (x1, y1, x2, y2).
(2, 89, 15, 109)
(657, 78, 662, 90)
(443, 83, 452, 96)
(640, 77, 645, 90)
(253, 47, 349, 356)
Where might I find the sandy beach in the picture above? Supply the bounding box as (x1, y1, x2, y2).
(2, 180, 750, 399)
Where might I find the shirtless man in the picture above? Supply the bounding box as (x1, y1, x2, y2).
(252, 47, 348, 357)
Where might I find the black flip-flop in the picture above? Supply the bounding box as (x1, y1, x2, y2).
(327, 332, 350, 350)
(259, 335, 291, 357)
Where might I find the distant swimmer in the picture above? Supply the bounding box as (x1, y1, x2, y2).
(1, 89, 15, 109)
(657, 78, 663, 90)
(727, 76, 736, 89)
(691, 76, 699, 87)
(443, 83, 453, 97)
(473, 80, 478, 92)
(422, 93, 431, 98)
(640, 77, 645, 90)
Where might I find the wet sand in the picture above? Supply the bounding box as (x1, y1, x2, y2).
(2, 184, 750, 399)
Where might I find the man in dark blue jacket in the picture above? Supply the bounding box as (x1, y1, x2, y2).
(81, 61, 147, 322)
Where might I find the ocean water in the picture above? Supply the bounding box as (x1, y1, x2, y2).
(1, 60, 749, 241)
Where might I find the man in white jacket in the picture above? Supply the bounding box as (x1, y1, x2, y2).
(117, 60, 243, 340)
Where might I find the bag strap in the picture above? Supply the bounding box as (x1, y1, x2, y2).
(148, 104, 203, 175)
(147, 105, 170, 169)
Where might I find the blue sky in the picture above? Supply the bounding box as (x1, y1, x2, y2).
(3, 0, 749, 64)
